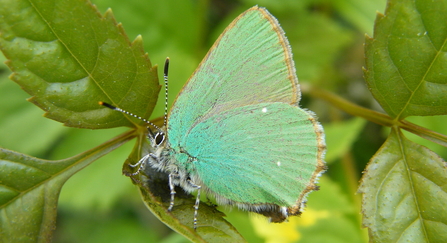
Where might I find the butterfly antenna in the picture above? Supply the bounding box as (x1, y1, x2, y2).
(163, 57, 170, 127)
(98, 101, 161, 132)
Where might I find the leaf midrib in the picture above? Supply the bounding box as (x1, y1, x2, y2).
(395, 128, 429, 241)
(27, 0, 137, 126)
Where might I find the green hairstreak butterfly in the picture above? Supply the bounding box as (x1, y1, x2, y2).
(101, 6, 326, 229)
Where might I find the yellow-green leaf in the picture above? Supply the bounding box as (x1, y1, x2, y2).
(359, 128, 447, 242)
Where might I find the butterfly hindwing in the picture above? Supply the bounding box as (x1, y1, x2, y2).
(172, 102, 324, 209)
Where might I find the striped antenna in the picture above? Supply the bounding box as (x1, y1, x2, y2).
(98, 101, 161, 132)
(163, 58, 170, 127)
(99, 58, 171, 132)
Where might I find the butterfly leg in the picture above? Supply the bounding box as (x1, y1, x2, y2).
(187, 180, 202, 230)
(168, 172, 177, 211)
(128, 153, 151, 176)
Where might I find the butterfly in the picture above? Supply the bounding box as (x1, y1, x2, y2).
(100, 6, 326, 229)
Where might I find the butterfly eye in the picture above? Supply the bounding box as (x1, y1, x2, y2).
(154, 132, 165, 146)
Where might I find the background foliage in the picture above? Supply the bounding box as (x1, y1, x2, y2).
(1, 0, 446, 242)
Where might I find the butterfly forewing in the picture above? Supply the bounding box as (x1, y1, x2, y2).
(168, 7, 300, 140)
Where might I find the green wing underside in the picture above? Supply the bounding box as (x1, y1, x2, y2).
(167, 8, 298, 141)
(165, 7, 320, 207)
(174, 102, 320, 206)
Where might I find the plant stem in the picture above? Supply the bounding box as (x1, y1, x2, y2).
(307, 86, 394, 127)
(399, 120, 447, 148)
(306, 86, 447, 148)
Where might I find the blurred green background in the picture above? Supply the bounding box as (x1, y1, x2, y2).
(2, 0, 446, 242)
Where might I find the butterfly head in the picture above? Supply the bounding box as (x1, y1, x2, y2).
(148, 127, 167, 148)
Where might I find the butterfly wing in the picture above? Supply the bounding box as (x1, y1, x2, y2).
(168, 7, 299, 140)
(166, 7, 325, 216)
(177, 102, 325, 209)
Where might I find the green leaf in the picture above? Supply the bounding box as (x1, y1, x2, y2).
(0, 131, 135, 242)
(364, 0, 447, 119)
(55, 128, 134, 211)
(334, 0, 387, 35)
(54, 208, 161, 243)
(358, 128, 447, 242)
(288, 11, 354, 82)
(0, 79, 69, 157)
(0, 0, 159, 129)
(125, 135, 246, 243)
(324, 117, 367, 163)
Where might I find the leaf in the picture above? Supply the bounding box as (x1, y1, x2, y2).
(364, 0, 447, 119)
(124, 135, 247, 243)
(288, 12, 354, 83)
(0, 0, 159, 129)
(334, 0, 387, 35)
(358, 128, 447, 242)
(324, 117, 367, 163)
(55, 128, 134, 211)
(0, 131, 135, 242)
(0, 78, 70, 157)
